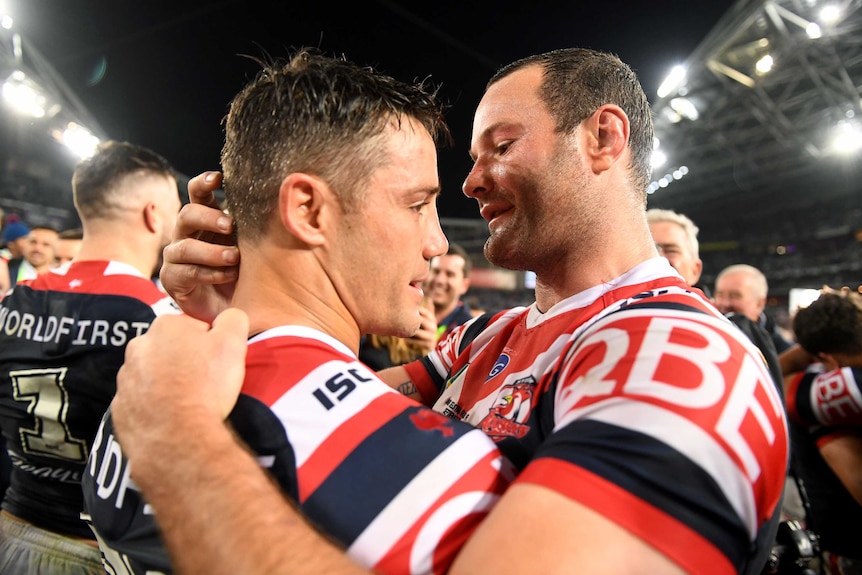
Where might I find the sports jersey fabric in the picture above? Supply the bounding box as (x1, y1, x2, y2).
(0, 261, 178, 538)
(83, 325, 511, 575)
(436, 301, 473, 342)
(786, 365, 862, 428)
(403, 257, 789, 575)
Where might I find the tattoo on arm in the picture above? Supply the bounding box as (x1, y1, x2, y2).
(396, 380, 417, 396)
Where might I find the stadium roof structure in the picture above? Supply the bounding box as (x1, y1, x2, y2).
(646, 0, 862, 221)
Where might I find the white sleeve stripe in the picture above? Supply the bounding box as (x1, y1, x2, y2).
(269, 360, 397, 467)
(555, 398, 757, 538)
(347, 430, 499, 566)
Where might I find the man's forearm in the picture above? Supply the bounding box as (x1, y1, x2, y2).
(131, 413, 368, 575)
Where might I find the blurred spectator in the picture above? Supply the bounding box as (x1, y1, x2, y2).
(646, 208, 705, 291)
(53, 227, 84, 268)
(714, 263, 794, 353)
(425, 242, 473, 340)
(1, 218, 30, 262)
(781, 287, 862, 573)
(0, 259, 8, 297)
(8, 226, 58, 287)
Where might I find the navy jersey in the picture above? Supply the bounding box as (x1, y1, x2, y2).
(0, 261, 177, 538)
(83, 325, 511, 574)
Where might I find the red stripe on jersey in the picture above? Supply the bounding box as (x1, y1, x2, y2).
(243, 336, 346, 405)
(372, 449, 507, 575)
(298, 392, 410, 503)
(24, 261, 167, 305)
(518, 458, 736, 575)
(814, 427, 853, 449)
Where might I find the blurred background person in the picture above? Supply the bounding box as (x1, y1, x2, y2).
(714, 263, 794, 353)
(646, 208, 704, 291)
(11, 226, 58, 286)
(0, 140, 181, 574)
(53, 227, 84, 268)
(0, 217, 30, 263)
(781, 287, 862, 574)
(425, 242, 473, 341)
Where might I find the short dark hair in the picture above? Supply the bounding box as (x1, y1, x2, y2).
(489, 48, 654, 197)
(221, 48, 451, 242)
(73, 141, 175, 220)
(446, 242, 472, 277)
(793, 291, 862, 356)
(58, 227, 84, 240)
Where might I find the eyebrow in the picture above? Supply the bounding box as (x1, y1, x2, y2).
(468, 121, 513, 161)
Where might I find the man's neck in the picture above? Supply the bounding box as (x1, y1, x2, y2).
(74, 233, 158, 279)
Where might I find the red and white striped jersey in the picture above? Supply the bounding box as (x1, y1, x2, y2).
(786, 365, 862, 428)
(83, 324, 512, 575)
(404, 258, 789, 575)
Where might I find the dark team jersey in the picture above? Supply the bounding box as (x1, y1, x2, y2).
(790, 421, 862, 558)
(83, 325, 512, 574)
(0, 261, 177, 538)
(404, 258, 789, 575)
(786, 365, 862, 427)
(436, 301, 473, 342)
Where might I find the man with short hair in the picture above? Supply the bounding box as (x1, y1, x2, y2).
(81, 52, 510, 575)
(425, 242, 473, 340)
(111, 48, 788, 574)
(646, 208, 703, 288)
(0, 140, 181, 574)
(53, 227, 84, 268)
(714, 263, 793, 353)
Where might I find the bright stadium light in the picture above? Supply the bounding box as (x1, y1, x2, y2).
(657, 65, 686, 99)
(830, 120, 862, 154)
(54, 122, 100, 159)
(651, 149, 667, 171)
(755, 54, 774, 75)
(669, 97, 699, 121)
(819, 5, 841, 25)
(2, 70, 60, 118)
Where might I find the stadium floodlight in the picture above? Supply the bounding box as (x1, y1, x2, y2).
(54, 121, 100, 159)
(755, 54, 774, 75)
(806, 23, 822, 38)
(1, 14, 12, 29)
(830, 120, 862, 154)
(2, 70, 60, 118)
(669, 97, 699, 121)
(657, 65, 686, 99)
(819, 5, 841, 25)
(651, 149, 667, 171)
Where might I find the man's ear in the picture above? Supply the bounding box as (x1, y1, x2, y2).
(277, 173, 331, 246)
(582, 104, 630, 174)
(143, 202, 159, 234)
